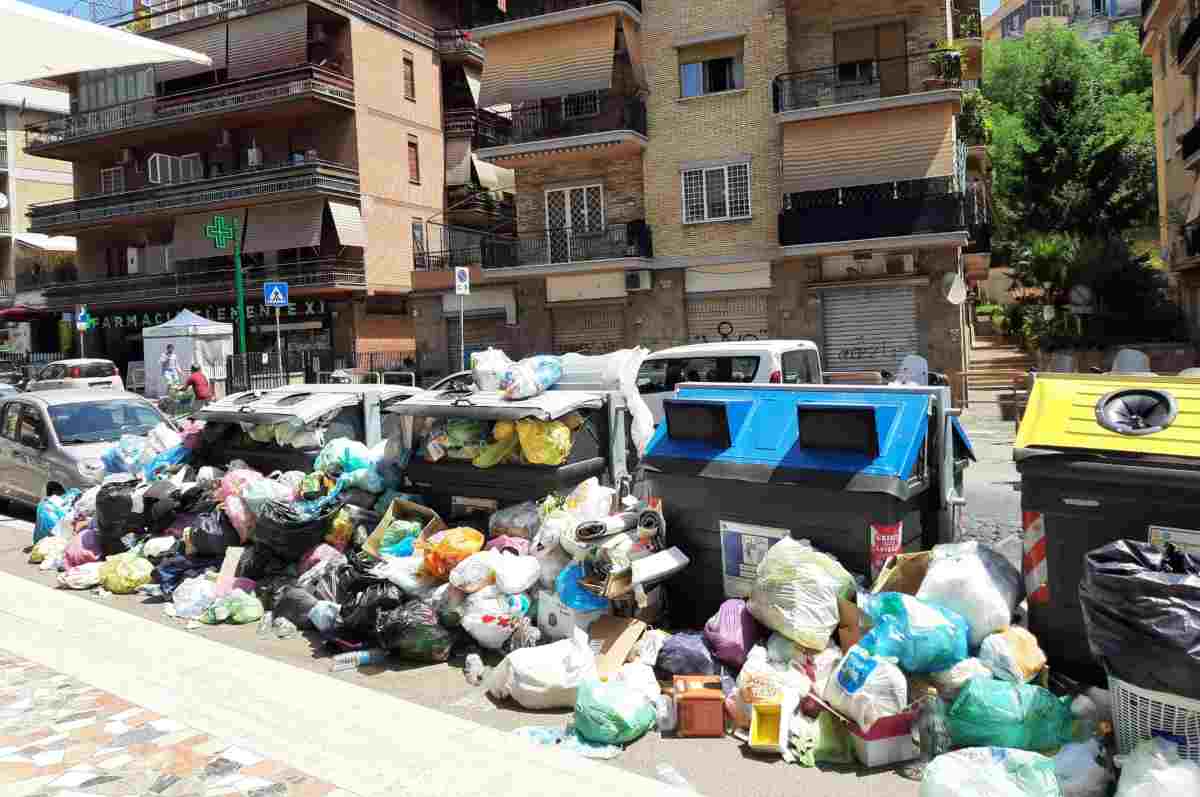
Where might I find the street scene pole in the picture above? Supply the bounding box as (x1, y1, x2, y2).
(233, 218, 247, 355)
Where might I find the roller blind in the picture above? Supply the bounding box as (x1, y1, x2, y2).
(171, 207, 246, 262)
(227, 5, 308, 80)
(328, 201, 367, 247)
(478, 15, 617, 108)
(242, 199, 323, 254)
(835, 27, 876, 63)
(157, 25, 226, 82)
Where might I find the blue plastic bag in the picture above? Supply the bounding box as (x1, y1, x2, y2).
(555, 563, 610, 613)
(344, 467, 384, 494)
(142, 445, 190, 480)
(381, 537, 416, 558)
(314, 438, 372, 475)
(34, 490, 79, 543)
(101, 434, 146, 475)
(500, 356, 564, 400)
(858, 592, 969, 674)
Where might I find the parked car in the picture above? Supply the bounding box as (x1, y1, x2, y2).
(637, 341, 823, 424)
(24, 358, 124, 392)
(427, 370, 474, 393)
(0, 390, 171, 506)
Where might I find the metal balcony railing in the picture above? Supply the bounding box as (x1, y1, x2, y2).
(0, 280, 14, 305)
(486, 92, 647, 148)
(435, 29, 485, 61)
(443, 107, 512, 149)
(472, 0, 642, 27)
(41, 258, 366, 307)
(25, 66, 353, 151)
(415, 220, 651, 271)
(773, 50, 963, 114)
(779, 177, 966, 247)
(28, 160, 359, 232)
(0, 210, 9, 234)
(444, 185, 515, 223)
(0, 137, 7, 169)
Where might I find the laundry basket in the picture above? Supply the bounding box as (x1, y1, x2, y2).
(1109, 676, 1200, 763)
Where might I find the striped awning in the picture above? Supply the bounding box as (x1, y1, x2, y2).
(446, 137, 473, 186)
(328, 201, 367, 247)
(478, 15, 617, 108)
(242, 199, 323, 255)
(171, 207, 246, 262)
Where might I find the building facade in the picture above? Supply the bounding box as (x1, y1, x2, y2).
(983, 0, 1140, 41)
(411, 0, 986, 384)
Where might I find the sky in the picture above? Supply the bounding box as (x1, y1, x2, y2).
(983, 0, 1002, 14)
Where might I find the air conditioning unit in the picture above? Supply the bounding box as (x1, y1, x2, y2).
(216, 129, 232, 148)
(245, 145, 262, 167)
(625, 270, 652, 292)
(118, 147, 133, 165)
(886, 254, 916, 275)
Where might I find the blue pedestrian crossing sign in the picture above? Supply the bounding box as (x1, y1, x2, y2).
(263, 282, 289, 307)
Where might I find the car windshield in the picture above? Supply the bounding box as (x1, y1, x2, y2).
(637, 356, 761, 393)
(49, 399, 163, 444)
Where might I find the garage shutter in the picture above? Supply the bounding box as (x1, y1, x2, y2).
(821, 285, 920, 373)
(685, 292, 770, 344)
(552, 305, 625, 354)
(448, 313, 505, 373)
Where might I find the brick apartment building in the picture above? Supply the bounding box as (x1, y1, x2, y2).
(410, 0, 988, 382)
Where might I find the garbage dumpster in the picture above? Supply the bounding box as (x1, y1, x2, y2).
(1015, 373, 1200, 685)
(643, 383, 972, 628)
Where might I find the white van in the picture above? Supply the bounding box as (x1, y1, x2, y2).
(637, 340, 823, 424)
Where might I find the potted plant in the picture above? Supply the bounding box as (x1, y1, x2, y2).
(925, 45, 961, 90)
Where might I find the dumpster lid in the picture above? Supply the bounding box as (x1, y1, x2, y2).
(951, 416, 976, 462)
(389, 389, 606, 421)
(198, 384, 417, 425)
(1015, 373, 1200, 459)
(644, 385, 932, 497)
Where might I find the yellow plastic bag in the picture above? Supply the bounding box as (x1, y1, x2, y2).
(516, 418, 572, 466)
(473, 435, 520, 469)
(99, 553, 153, 595)
(421, 527, 485, 579)
(494, 420, 516, 441)
(979, 626, 1047, 683)
(325, 506, 354, 551)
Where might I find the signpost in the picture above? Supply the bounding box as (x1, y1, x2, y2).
(454, 267, 470, 371)
(263, 281, 288, 372)
(75, 305, 95, 356)
(205, 215, 246, 353)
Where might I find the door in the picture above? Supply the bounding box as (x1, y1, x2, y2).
(8, 403, 50, 502)
(821, 285, 920, 374)
(447, 313, 506, 375)
(876, 22, 908, 98)
(685, 292, 770, 344)
(552, 305, 625, 354)
(545, 186, 604, 263)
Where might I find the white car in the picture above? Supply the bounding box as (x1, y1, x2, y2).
(25, 359, 124, 392)
(637, 340, 823, 424)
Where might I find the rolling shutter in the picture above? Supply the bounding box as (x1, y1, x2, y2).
(821, 285, 920, 373)
(685, 292, 770, 344)
(171, 207, 246, 262)
(157, 25, 226, 82)
(552, 304, 625, 354)
(328, 201, 366, 247)
(478, 15, 617, 108)
(227, 5, 307, 79)
(445, 137, 473, 187)
(447, 313, 505, 373)
(242, 199, 323, 254)
(781, 103, 957, 194)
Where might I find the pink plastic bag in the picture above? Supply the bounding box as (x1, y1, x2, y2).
(216, 576, 257, 597)
(64, 527, 101, 569)
(485, 535, 531, 557)
(178, 419, 205, 450)
(216, 468, 263, 501)
(703, 598, 764, 670)
(223, 496, 255, 543)
(298, 543, 342, 576)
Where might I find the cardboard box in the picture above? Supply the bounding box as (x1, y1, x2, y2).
(837, 597, 866, 652)
(870, 551, 931, 596)
(847, 710, 918, 768)
(611, 585, 666, 625)
(588, 615, 647, 680)
(536, 590, 604, 641)
(363, 498, 447, 559)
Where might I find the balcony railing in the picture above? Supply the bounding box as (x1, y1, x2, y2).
(1183, 121, 1200, 165)
(773, 50, 962, 114)
(28, 160, 359, 232)
(779, 177, 966, 247)
(472, 0, 642, 27)
(435, 29, 485, 61)
(0, 137, 7, 169)
(415, 220, 651, 271)
(485, 92, 647, 148)
(41, 258, 366, 307)
(25, 66, 353, 152)
(445, 185, 515, 223)
(0, 210, 9, 234)
(1179, 16, 1200, 63)
(443, 107, 512, 149)
(0, 280, 14, 305)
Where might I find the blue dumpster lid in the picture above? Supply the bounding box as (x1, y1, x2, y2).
(644, 385, 933, 498)
(951, 416, 976, 462)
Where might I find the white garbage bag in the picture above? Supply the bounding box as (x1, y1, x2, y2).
(824, 644, 907, 731)
(614, 662, 661, 706)
(486, 627, 596, 709)
(930, 657, 994, 701)
(1115, 738, 1200, 797)
(1054, 739, 1112, 797)
(462, 585, 529, 650)
(916, 541, 1023, 648)
(471, 348, 512, 391)
(57, 562, 103, 590)
(920, 747, 1062, 797)
(494, 553, 540, 595)
(980, 627, 1047, 683)
(748, 536, 855, 650)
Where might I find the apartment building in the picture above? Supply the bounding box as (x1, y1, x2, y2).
(1144, 0, 1200, 330)
(411, 0, 985, 382)
(983, 0, 1140, 41)
(20, 0, 493, 371)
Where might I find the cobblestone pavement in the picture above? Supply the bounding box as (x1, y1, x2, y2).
(958, 412, 1022, 548)
(0, 650, 345, 797)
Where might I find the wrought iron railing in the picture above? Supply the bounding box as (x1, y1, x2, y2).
(415, 220, 651, 270)
(28, 160, 359, 232)
(472, 0, 642, 27)
(41, 258, 365, 306)
(443, 107, 512, 148)
(779, 177, 966, 247)
(485, 92, 647, 148)
(773, 50, 962, 113)
(435, 29, 485, 61)
(444, 185, 515, 223)
(25, 66, 353, 151)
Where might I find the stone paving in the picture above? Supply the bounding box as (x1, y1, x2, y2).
(0, 650, 342, 797)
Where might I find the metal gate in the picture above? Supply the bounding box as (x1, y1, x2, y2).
(447, 313, 505, 373)
(552, 305, 624, 354)
(686, 292, 770, 343)
(821, 285, 920, 373)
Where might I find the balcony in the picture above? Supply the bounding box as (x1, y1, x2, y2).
(0, 280, 13, 307)
(477, 92, 647, 163)
(443, 107, 512, 149)
(40, 258, 365, 308)
(415, 220, 651, 272)
(435, 29, 485, 64)
(1184, 121, 1200, 169)
(0, 210, 9, 234)
(1179, 16, 1200, 68)
(28, 160, 359, 234)
(774, 51, 962, 119)
(444, 184, 514, 229)
(471, 0, 641, 31)
(0, 137, 7, 170)
(1183, 222, 1200, 262)
(779, 177, 968, 253)
(24, 66, 354, 159)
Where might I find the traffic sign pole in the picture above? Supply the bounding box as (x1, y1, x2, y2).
(454, 267, 471, 371)
(275, 307, 282, 371)
(262, 282, 289, 374)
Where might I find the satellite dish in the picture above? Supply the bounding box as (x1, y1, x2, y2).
(942, 272, 967, 305)
(0, 193, 8, 210)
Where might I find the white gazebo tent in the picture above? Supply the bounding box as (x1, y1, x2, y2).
(143, 310, 233, 399)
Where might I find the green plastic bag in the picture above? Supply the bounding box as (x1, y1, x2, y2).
(919, 747, 1062, 797)
(574, 679, 656, 746)
(200, 589, 264, 625)
(789, 711, 854, 767)
(948, 677, 1075, 752)
(446, 418, 487, 448)
(473, 435, 520, 469)
(99, 553, 153, 595)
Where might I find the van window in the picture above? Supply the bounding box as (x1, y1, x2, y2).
(1, 403, 20, 441)
(782, 349, 821, 384)
(82, 362, 118, 378)
(638, 356, 760, 393)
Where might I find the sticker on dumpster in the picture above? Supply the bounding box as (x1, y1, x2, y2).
(869, 522, 903, 582)
(719, 520, 788, 597)
(836, 646, 878, 694)
(1148, 525, 1200, 558)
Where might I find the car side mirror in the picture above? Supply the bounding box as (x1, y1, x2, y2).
(21, 431, 45, 449)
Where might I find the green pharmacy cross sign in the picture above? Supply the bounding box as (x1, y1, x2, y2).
(207, 214, 247, 353)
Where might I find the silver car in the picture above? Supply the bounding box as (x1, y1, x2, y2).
(0, 390, 171, 507)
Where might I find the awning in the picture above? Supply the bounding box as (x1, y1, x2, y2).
(0, 304, 52, 322)
(0, 0, 211, 83)
(478, 14, 617, 108)
(624, 21, 645, 87)
(446, 138, 473, 186)
(472, 155, 513, 192)
(464, 65, 482, 106)
(242, 199, 323, 255)
(14, 233, 76, 253)
(226, 5, 306, 80)
(328, 201, 367, 248)
(171, 208, 247, 262)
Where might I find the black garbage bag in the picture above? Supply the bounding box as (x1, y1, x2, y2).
(155, 553, 222, 597)
(339, 582, 405, 633)
(96, 480, 138, 556)
(143, 481, 180, 535)
(376, 599, 456, 662)
(272, 585, 319, 628)
(255, 500, 343, 561)
(656, 631, 719, 676)
(302, 559, 358, 605)
(178, 480, 219, 515)
(235, 543, 293, 583)
(1080, 540, 1200, 699)
(186, 511, 239, 559)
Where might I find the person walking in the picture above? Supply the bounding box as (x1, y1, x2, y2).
(160, 343, 181, 389)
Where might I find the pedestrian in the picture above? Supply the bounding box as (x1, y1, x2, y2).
(182, 364, 213, 409)
(160, 343, 181, 388)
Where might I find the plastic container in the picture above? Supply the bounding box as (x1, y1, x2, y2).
(674, 675, 726, 738)
(749, 703, 782, 754)
(847, 709, 918, 768)
(1109, 676, 1200, 763)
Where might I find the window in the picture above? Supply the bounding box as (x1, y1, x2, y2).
(782, 349, 821, 384)
(403, 54, 415, 101)
(545, 185, 604, 262)
(147, 152, 203, 185)
(75, 65, 154, 112)
(407, 136, 420, 184)
(99, 166, 125, 195)
(562, 90, 600, 119)
(48, 399, 162, 444)
(682, 162, 751, 223)
(411, 220, 425, 255)
(637, 357, 761, 394)
(838, 60, 877, 84)
(1, 403, 19, 441)
(679, 40, 744, 98)
(1092, 0, 1105, 15)
(18, 406, 46, 449)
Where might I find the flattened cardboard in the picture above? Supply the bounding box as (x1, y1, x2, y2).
(215, 546, 244, 595)
(364, 498, 447, 559)
(837, 597, 865, 652)
(870, 551, 931, 596)
(588, 615, 647, 680)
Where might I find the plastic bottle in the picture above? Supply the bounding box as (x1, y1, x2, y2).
(330, 648, 389, 673)
(903, 687, 951, 780)
(464, 653, 485, 685)
(256, 610, 274, 639)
